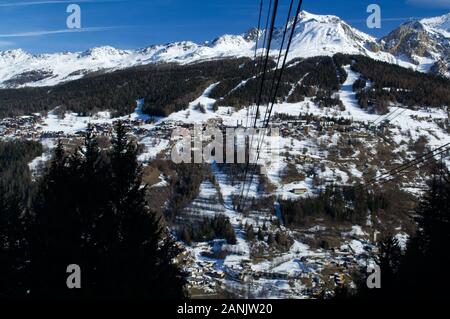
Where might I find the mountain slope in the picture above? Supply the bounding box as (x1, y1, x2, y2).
(0, 11, 447, 88)
(275, 11, 377, 57)
(381, 13, 450, 77)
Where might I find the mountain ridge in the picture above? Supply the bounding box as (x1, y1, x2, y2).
(1, 10, 449, 88)
(381, 13, 450, 78)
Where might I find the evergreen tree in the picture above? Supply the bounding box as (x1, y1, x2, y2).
(352, 170, 450, 299)
(28, 140, 84, 298)
(257, 228, 265, 241)
(395, 170, 450, 298)
(0, 140, 43, 299)
(354, 236, 403, 299)
(99, 121, 186, 299)
(0, 190, 29, 298)
(25, 124, 186, 300)
(267, 233, 274, 245)
(245, 224, 255, 242)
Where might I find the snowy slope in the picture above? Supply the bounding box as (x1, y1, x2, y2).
(421, 13, 450, 38)
(0, 11, 447, 88)
(381, 13, 450, 77)
(277, 11, 377, 58)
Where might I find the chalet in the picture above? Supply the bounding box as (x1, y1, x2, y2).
(291, 188, 308, 195)
(352, 131, 370, 139)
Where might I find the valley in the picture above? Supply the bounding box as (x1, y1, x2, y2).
(1, 9, 450, 300)
(1, 52, 448, 298)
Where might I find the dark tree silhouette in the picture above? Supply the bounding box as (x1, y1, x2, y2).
(2, 123, 187, 300)
(350, 169, 450, 299)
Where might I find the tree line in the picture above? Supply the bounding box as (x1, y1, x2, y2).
(334, 53, 450, 114)
(0, 58, 256, 119)
(279, 184, 408, 227)
(2, 54, 448, 120)
(178, 214, 236, 245)
(213, 56, 344, 110)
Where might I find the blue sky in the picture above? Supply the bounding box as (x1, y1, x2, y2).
(0, 0, 449, 53)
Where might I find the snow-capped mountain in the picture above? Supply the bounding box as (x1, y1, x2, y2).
(0, 11, 448, 88)
(381, 13, 450, 77)
(274, 11, 377, 57)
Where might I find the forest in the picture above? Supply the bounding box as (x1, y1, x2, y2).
(338, 169, 450, 299)
(1, 54, 449, 120)
(0, 123, 186, 299)
(0, 58, 256, 119)
(279, 184, 414, 227)
(334, 53, 450, 114)
(212, 56, 344, 110)
(178, 214, 237, 246)
(0, 140, 42, 208)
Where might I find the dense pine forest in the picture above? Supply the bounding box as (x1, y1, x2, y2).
(0, 58, 256, 118)
(0, 140, 43, 298)
(334, 54, 450, 114)
(211, 56, 344, 109)
(1, 54, 450, 119)
(279, 184, 413, 227)
(0, 140, 42, 204)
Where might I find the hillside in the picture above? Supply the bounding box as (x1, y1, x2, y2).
(381, 13, 450, 77)
(1, 54, 449, 120)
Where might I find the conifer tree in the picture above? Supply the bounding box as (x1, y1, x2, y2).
(26, 125, 187, 299)
(92, 121, 187, 299)
(0, 140, 43, 299)
(29, 140, 84, 298)
(395, 170, 450, 298)
(352, 170, 450, 299)
(0, 190, 29, 298)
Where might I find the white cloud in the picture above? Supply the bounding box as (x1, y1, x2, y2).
(0, 0, 123, 7)
(0, 26, 125, 38)
(0, 40, 14, 48)
(346, 16, 424, 23)
(407, 0, 450, 8)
